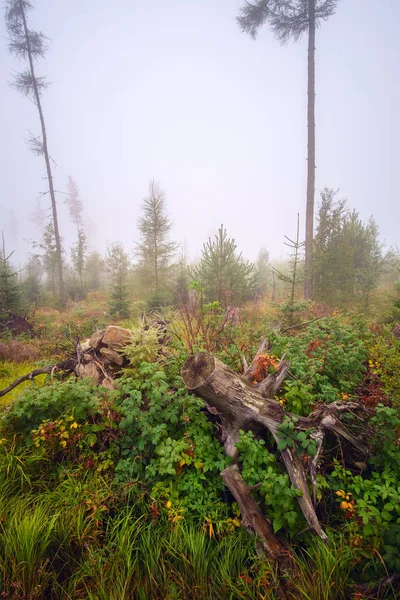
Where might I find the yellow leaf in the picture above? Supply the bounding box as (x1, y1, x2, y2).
(166, 500, 172, 509)
(232, 518, 241, 527)
(208, 520, 214, 538)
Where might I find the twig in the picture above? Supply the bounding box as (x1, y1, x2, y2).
(248, 482, 263, 491)
(76, 337, 82, 368)
(93, 359, 113, 383)
(280, 316, 327, 335)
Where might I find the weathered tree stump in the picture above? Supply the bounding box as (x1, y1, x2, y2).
(182, 350, 367, 556)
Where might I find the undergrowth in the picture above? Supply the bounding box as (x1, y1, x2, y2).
(0, 313, 400, 598)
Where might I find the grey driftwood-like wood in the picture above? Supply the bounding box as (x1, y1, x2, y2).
(221, 464, 287, 560)
(242, 337, 290, 398)
(182, 352, 367, 545)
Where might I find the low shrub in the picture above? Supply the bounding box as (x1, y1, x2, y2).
(0, 339, 41, 363)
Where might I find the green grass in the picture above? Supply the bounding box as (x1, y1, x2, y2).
(2, 450, 397, 600)
(0, 441, 272, 599)
(0, 360, 47, 407)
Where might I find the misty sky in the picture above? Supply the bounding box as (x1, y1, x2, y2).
(0, 0, 399, 266)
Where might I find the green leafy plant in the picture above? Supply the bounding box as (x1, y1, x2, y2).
(236, 430, 303, 534)
(276, 416, 318, 457)
(2, 378, 114, 437)
(383, 524, 400, 571)
(368, 327, 400, 408)
(282, 317, 368, 407)
(369, 403, 400, 474)
(329, 461, 400, 542)
(115, 362, 230, 518)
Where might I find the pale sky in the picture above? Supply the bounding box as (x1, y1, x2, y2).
(0, 0, 399, 265)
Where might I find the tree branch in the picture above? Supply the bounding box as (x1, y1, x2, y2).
(0, 360, 75, 398)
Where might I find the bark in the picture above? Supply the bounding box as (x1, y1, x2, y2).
(221, 464, 288, 562)
(19, 0, 65, 304)
(243, 338, 270, 380)
(242, 337, 291, 399)
(182, 352, 367, 544)
(304, 0, 316, 300)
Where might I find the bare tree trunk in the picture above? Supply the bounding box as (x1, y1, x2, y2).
(304, 0, 316, 300)
(271, 269, 276, 302)
(19, 1, 65, 305)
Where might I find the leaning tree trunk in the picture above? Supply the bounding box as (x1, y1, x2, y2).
(20, 0, 65, 305)
(304, 0, 316, 300)
(182, 349, 367, 560)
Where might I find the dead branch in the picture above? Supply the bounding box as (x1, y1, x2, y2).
(280, 316, 327, 335)
(243, 338, 270, 380)
(256, 359, 290, 398)
(0, 359, 76, 398)
(352, 573, 400, 599)
(221, 464, 288, 561)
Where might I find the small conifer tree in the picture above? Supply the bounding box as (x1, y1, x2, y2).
(0, 234, 22, 317)
(193, 225, 257, 307)
(106, 243, 131, 319)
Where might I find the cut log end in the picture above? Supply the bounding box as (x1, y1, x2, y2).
(181, 352, 215, 389)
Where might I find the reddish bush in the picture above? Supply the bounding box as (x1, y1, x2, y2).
(0, 340, 41, 363)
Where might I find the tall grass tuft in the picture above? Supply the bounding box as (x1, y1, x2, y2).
(0, 499, 59, 598)
(287, 537, 354, 600)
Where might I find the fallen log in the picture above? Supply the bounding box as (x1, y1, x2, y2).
(182, 352, 367, 549)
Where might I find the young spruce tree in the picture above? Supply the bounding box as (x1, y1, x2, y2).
(85, 251, 105, 292)
(272, 214, 306, 325)
(313, 189, 382, 308)
(106, 243, 131, 319)
(0, 234, 22, 317)
(22, 255, 41, 308)
(193, 225, 257, 308)
(31, 222, 58, 298)
(135, 180, 178, 306)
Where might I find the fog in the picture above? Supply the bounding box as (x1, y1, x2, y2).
(0, 0, 399, 264)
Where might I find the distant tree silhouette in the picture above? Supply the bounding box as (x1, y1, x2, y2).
(313, 188, 382, 309)
(237, 0, 339, 299)
(67, 177, 87, 294)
